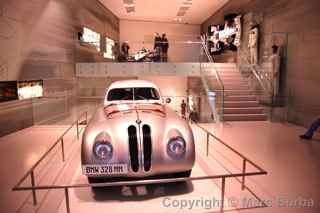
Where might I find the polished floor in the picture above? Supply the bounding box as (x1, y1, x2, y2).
(0, 114, 320, 212)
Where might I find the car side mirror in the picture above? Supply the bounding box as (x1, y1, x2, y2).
(165, 98, 171, 104)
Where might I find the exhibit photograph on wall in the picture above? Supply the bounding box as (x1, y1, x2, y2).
(17, 80, 44, 100)
(208, 14, 242, 55)
(0, 81, 18, 103)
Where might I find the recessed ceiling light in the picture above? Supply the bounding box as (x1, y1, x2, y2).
(179, 6, 190, 11)
(124, 3, 135, 7)
(126, 7, 135, 13)
(177, 11, 186, 16)
(182, 2, 192, 6)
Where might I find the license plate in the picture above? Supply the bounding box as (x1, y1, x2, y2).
(82, 164, 128, 175)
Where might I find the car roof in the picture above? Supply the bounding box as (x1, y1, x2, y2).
(108, 80, 159, 90)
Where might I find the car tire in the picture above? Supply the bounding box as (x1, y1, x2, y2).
(174, 170, 192, 178)
(88, 177, 97, 184)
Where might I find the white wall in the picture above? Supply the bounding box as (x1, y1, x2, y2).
(120, 20, 201, 62)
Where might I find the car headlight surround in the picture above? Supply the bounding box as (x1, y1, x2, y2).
(93, 141, 113, 161)
(167, 137, 186, 159)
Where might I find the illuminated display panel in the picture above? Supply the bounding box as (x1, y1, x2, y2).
(17, 80, 43, 100)
(104, 37, 115, 59)
(82, 27, 101, 52)
(208, 15, 242, 54)
(0, 81, 18, 102)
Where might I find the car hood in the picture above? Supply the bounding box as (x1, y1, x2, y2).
(104, 103, 166, 120)
(84, 103, 177, 143)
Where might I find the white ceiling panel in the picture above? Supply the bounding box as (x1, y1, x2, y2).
(99, 0, 229, 24)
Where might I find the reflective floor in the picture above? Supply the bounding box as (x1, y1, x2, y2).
(0, 107, 320, 213)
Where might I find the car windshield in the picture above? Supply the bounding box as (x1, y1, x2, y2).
(107, 87, 160, 101)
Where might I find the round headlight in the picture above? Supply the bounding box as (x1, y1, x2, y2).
(94, 141, 113, 160)
(167, 137, 186, 158)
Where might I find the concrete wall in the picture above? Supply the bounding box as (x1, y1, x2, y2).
(0, 0, 119, 82)
(201, 0, 320, 126)
(0, 0, 119, 136)
(120, 20, 201, 62)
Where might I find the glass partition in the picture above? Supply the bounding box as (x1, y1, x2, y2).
(75, 36, 225, 123)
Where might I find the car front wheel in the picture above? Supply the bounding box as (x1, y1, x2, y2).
(174, 170, 192, 178)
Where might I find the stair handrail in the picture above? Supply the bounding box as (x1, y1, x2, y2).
(200, 36, 224, 91)
(238, 50, 271, 95)
(200, 35, 225, 121)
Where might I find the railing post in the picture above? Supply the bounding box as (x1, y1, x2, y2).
(206, 132, 210, 156)
(220, 177, 226, 212)
(76, 120, 79, 140)
(30, 171, 37, 205)
(61, 138, 65, 162)
(65, 188, 70, 213)
(241, 159, 247, 190)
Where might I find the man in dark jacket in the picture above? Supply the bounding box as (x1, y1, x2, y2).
(154, 33, 161, 49)
(121, 42, 130, 60)
(161, 33, 169, 62)
(154, 33, 162, 62)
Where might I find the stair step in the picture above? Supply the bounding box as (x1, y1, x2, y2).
(224, 107, 264, 114)
(218, 73, 242, 77)
(220, 76, 246, 81)
(224, 101, 259, 108)
(224, 90, 255, 96)
(221, 78, 248, 84)
(219, 77, 244, 81)
(224, 85, 250, 90)
(209, 84, 249, 90)
(224, 95, 257, 101)
(223, 114, 268, 121)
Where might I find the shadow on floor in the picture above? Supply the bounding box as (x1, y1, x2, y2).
(73, 181, 194, 202)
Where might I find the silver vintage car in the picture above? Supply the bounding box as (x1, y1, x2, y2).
(81, 80, 195, 183)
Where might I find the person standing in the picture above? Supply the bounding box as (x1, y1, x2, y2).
(181, 100, 187, 119)
(154, 33, 162, 62)
(300, 118, 320, 140)
(154, 33, 161, 50)
(121, 41, 130, 61)
(270, 45, 281, 100)
(161, 33, 169, 62)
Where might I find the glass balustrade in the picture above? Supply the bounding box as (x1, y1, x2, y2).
(76, 37, 225, 123)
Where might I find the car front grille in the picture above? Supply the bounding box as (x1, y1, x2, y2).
(128, 124, 152, 173)
(142, 125, 152, 172)
(128, 125, 139, 172)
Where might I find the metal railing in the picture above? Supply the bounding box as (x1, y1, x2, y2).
(237, 50, 272, 96)
(13, 113, 267, 212)
(12, 111, 88, 206)
(200, 35, 225, 122)
(193, 122, 267, 190)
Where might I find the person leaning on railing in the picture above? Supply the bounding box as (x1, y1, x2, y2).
(300, 118, 320, 140)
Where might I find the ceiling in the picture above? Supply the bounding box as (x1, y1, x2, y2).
(99, 0, 229, 25)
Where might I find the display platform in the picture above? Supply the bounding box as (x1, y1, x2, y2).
(10, 112, 268, 213)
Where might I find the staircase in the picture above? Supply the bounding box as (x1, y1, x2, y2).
(207, 63, 268, 121)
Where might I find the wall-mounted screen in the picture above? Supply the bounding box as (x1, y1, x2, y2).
(17, 80, 44, 100)
(0, 81, 18, 102)
(208, 15, 242, 55)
